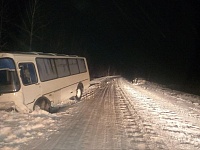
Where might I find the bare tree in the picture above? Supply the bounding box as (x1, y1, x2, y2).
(16, 0, 47, 51)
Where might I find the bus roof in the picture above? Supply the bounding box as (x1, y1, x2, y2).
(0, 51, 83, 58)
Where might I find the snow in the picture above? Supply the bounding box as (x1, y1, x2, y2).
(119, 78, 200, 149)
(0, 77, 102, 150)
(1, 76, 200, 149)
(0, 109, 59, 150)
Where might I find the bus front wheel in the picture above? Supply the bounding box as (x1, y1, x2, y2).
(33, 97, 51, 112)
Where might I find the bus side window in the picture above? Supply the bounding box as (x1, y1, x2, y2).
(68, 58, 79, 75)
(19, 63, 38, 85)
(77, 59, 87, 73)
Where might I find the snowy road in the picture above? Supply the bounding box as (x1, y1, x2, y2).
(2, 77, 200, 150)
(117, 79, 200, 150)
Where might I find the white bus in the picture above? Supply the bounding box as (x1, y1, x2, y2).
(0, 52, 90, 113)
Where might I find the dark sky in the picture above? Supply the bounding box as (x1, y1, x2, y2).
(48, 0, 200, 83)
(2, 0, 200, 89)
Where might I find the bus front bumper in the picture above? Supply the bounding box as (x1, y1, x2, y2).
(0, 101, 16, 111)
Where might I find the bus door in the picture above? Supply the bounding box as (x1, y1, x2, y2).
(19, 63, 41, 105)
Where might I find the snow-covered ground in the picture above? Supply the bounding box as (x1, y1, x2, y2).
(119, 78, 200, 149)
(1, 77, 200, 150)
(0, 77, 107, 150)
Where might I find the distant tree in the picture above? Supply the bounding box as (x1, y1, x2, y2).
(0, 0, 9, 50)
(16, 0, 48, 51)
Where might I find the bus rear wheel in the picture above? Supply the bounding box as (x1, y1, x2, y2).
(33, 98, 51, 112)
(75, 86, 83, 100)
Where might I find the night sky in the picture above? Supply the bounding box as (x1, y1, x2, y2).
(1, 0, 200, 94)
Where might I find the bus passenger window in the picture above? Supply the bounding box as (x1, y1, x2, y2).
(19, 63, 38, 85)
(77, 59, 87, 73)
(68, 59, 79, 75)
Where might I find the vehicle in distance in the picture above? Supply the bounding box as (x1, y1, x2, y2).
(0, 52, 90, 113)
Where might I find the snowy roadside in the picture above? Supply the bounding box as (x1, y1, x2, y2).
(135, 79, 200, 106)
(0, 77, 105, 150)
(120, 78, 200, 149)
(0, 110, 59, 150)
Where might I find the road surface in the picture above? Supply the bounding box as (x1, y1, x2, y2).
(22, 77, 200, 150)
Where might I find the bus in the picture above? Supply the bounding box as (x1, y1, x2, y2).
(0, 52, 90, 113)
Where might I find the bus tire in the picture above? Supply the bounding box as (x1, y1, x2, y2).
(75, 84, 83, 100)
(33, 97, 51, 112)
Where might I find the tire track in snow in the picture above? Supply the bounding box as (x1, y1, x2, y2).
(115, 80, 168, 150)
(118, 78, 200, 150)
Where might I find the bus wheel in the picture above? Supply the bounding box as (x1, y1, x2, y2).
(75, 86, 83, 100)
(33, 98, 51, 112)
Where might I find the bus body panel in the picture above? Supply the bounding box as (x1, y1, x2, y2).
(41, 72, 90, 105)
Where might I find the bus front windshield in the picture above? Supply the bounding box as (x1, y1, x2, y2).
(0, 58, 20, 93)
